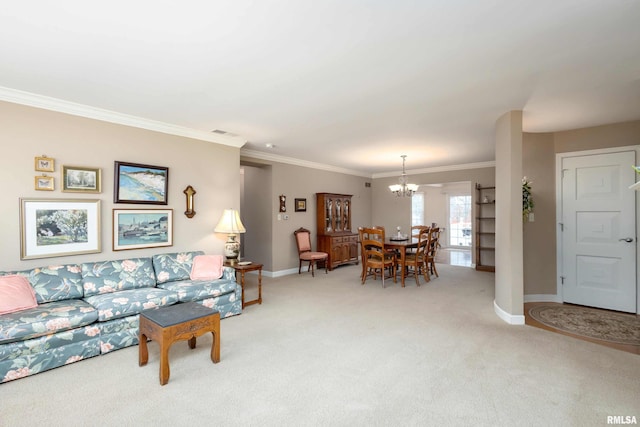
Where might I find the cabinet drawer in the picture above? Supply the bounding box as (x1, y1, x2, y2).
(332, 237, 344, 243)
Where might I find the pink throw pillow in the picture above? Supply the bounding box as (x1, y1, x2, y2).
(0, 275, 38, 315)
(190, 255, 224, 280)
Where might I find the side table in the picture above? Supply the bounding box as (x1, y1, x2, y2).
(225, 262, 263, 308)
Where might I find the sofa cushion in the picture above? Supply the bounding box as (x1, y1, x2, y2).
(0, 275, 37, 315)
(0, 300, 98, 345)
(81, 258, 156, 297)
(152, 251, 204, 284)
(190, 255, 224, 280)
(83, 288, 178, 322)
(157, 278, 238, 303)
(1, 264, 84, 304)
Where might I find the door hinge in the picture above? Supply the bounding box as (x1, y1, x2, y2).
(560, 276, 565, 285)
(559, 223, 564, 232)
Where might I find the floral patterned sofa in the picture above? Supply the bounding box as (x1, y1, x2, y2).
(0, 251, 241, 383)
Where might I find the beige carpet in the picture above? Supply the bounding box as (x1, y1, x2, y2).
(529, 304, 640, 346)
(1, 264, 639, 426)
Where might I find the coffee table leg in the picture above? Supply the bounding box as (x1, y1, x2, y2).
(210, 331, 220, 363)
(159, 341, 171, 385)
(139, 333, 148, 366)
(188, 336, 196, 349)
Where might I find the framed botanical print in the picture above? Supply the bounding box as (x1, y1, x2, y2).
(35, 156, 54, 172)
(35, 176, 54, 191)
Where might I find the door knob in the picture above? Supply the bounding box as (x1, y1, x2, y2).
(618, 237, 634, 243)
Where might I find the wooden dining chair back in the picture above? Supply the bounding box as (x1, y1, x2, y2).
(408, 225, 430, 253)
(361, 227, 396, 287)
(294, 227, 328, 277)
(410, 225, 429, 239)
(404, 227, 430, 286)
(426, 227, 441, 278)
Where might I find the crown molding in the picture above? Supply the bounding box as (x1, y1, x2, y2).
(372, 160, 496, 179)
(0, 86, 246, 148)
(240, 148, 373, 178)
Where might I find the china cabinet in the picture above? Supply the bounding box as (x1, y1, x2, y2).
(316, 193, 359, 270)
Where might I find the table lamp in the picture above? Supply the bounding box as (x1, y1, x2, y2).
(214, 209, 246, 262)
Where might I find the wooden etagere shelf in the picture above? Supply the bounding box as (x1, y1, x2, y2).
(475, 184, 495, 272)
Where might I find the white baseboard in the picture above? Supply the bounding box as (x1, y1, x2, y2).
(264, 268, 298, 278)
(524, 294, 562, 303)
(494, 300, 525, 325)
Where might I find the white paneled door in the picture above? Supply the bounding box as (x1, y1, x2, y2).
(560, 151, 637, 313)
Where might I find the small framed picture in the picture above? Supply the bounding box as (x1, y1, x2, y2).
(279, 195, 286, 212)
(35, 176, 54, 191)
(295, 198, 307, 212)
(62, 165, 102, 193)
(35, 156, 55, 172)
(114, 161, 169, 204)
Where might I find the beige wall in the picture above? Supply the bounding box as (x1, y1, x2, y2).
(554, 120, 640, 153)
(241, 164, 273, 270)
(241, 158, 372, 273)
(0, 101, 241, 271)
(522, 132, 556, 296)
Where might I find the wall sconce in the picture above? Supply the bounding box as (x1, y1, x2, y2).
(183, 185, 196, 218)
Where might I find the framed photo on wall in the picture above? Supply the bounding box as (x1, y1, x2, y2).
(114, 161, 169, 204)
(295, 198, 307, 212)
(34, 176, 54, 191)
(20, 198, 101, 260)
(62, 165, 102, 193)
(35, 156, 54, 172)
(113, 209, 173, 251)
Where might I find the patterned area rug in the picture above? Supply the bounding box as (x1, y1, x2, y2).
(528, 304, 640, 346)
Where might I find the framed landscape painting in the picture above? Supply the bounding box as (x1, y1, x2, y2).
(113, 209, 173, 251)
(62, 165, 101, 193)
(20, 198, 101, 260)
(114, 161, 169, 204)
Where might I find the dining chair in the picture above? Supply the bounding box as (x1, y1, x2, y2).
(426, 227, 441, 278)
(293, 227, 328, 277)
(361, 227, 396, 287)
(403, 227, 430, 286)
(408, 225, 430, 253)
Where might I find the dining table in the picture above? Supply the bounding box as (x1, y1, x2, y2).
(384, 237, 419, 286)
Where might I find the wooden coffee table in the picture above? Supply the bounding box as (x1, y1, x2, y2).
(138, 302, 220, 385)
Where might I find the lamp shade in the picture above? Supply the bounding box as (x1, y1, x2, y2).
(214, 209, 246, 234)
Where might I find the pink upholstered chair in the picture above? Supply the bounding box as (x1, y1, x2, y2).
(294, 228, 328, 277)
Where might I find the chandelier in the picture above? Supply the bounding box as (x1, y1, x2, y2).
(389, 155, 419, 197)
